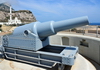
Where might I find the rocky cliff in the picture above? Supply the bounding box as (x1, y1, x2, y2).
(0, 2, 36, 23)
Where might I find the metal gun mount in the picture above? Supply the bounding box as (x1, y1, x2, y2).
(1, 16, 89, 70)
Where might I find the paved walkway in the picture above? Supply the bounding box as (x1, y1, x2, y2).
(0, 32, 12, 36)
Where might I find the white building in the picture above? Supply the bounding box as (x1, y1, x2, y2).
(6, 5, 22, 25)
(7, 17, 21, 25)
(0, 22, 3, 25)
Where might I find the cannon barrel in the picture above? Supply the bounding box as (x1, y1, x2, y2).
(13, 16, 89, 38)
(36, 16, 89, 37)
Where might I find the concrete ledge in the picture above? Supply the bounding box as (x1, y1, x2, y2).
(71, 54, 96, 70)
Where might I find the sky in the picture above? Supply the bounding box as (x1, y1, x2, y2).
(0, 0, 100, 23)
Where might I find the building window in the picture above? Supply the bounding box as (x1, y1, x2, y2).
(80, 39, 89, 47)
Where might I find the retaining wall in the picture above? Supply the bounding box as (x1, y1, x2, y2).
(50, 34, 100, 64)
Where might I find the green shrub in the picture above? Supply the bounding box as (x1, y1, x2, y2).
(71, 28, 77, 31)
(0, 25, 2, 28)
(0, 29, 2, 31)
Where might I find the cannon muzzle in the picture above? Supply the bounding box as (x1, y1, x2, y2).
(13, 16, 89, 38)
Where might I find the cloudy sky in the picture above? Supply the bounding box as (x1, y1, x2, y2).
(0, 0, 100, 23)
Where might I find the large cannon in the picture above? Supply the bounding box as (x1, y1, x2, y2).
(1, 16, 89, 70)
